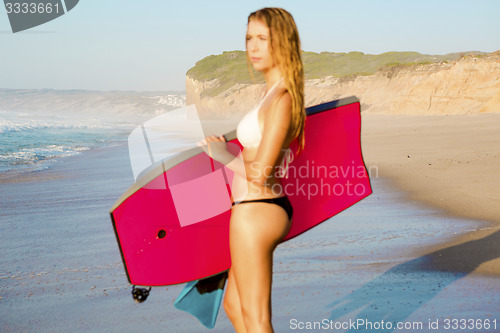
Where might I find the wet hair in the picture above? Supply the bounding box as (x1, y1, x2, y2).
(247, 7, 305, 153)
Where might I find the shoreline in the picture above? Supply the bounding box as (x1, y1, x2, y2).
(2, 112, 498, 281)
(3, 113, 499, 254)
(2, 113, 499, 274)
(361, 113, 500, 277)
(1, 126, 499, 332)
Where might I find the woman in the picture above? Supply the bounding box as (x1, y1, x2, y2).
(202, 7, 305, 332)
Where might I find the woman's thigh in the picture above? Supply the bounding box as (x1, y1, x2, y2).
(229, 202, 291, 313)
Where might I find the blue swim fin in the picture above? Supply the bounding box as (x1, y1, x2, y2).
(174, 271, 228, 329)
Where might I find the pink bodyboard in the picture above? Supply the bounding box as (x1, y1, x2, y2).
(110, 97, 372, 286)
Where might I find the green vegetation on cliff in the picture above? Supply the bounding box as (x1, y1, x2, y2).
(187, 50, 483, 97)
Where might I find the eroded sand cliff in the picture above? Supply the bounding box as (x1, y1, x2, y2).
(186, 52, 500, 118)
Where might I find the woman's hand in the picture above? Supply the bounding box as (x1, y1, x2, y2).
(198, 135, 248, 185)
(198, 135, 228, 161)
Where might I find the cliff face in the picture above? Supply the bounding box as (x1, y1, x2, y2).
(186, 76, 263, 119)
(186, 52, 500, 118)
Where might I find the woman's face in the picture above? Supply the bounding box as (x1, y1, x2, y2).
(246, 19, 274, 73)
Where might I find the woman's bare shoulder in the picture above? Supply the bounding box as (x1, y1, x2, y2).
(267, 89, 292, 119)
(262, 89, 293, 145)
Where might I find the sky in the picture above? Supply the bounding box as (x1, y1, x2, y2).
(1, 0, 499, 91)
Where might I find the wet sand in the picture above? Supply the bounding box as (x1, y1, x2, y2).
(361, 113, 500, 276)
(1, 115, 499, 332)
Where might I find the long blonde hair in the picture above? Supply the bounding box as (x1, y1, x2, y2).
(247, 7, 306, 153)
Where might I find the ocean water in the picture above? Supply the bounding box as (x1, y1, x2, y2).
(0, 111, 123, 172)
(0, 93, 186, 174)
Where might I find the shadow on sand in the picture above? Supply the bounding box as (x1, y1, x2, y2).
(327, 230, 500, 332)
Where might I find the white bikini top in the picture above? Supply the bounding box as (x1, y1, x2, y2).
(236, 78, 294, 178)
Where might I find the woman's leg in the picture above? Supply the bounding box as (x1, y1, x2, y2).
(227, 201, 291, 332)
(224, 268, 247, 333)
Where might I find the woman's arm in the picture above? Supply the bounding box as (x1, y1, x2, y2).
(246, 91, 292, 184)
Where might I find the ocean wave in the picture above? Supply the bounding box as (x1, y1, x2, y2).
(1, 144, 89, 160)
(0, 118, 128, 172)
(0, 107, 179, 173)
(0, 118, 130, 134)
(0, 144, 92, 172)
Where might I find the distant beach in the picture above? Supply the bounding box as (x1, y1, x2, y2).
(1, 110, 499, 332)
(0, 89, 187, 175)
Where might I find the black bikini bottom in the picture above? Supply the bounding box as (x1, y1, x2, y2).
(232, 196, 293, 220)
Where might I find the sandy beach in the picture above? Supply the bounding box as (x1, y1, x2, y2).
(362, 113, 500, 276)
(1, 113, 499, 332)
